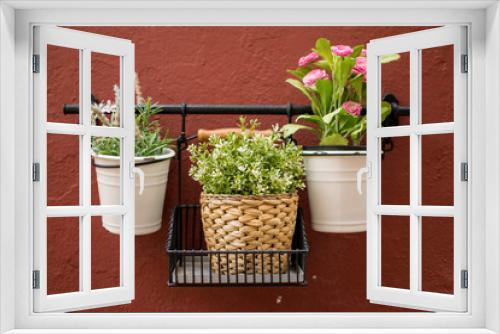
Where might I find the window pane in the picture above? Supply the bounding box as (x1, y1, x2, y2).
(421, 45, 454, 124)
(47, 217, 80, 295)
(47, 45, 80, 124)
(421, 216, 454, 294)
(91, 136, 122, 206)
(380, 51, 410, 127)
(47, 134, 80, 206)
(380, 136, 410, 205)
(91, 216, 121, 289)
(381, 215, 410, 289)
(91, 52, 121, 127)
(421, 134, 454, 206)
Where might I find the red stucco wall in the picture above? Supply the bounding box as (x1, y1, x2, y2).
(46, 26, 454, 312)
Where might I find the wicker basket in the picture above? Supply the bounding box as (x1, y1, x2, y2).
(200, 192, 299, 275)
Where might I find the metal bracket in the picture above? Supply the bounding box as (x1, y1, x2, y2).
(380, 94, 410, 154)
(32, 54, 40, 73)
(32, 270, 40, 289)
(461, 162, 468, 182)
(32, 163, 40, 182)
(461, 269, 468, 289)
(461, 54, 468, 73)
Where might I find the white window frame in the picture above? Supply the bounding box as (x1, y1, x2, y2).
(366, 26, 468, 312)
(0, 1, 498, 333)
(32, 26, 136, 312)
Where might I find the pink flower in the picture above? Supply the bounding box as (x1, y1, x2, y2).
(342, 101, 363, 117)
(361, 48, 367, 57)
(331, 45, 353, 57)
(298, 52, 320, 67)
(303, 69, 330, 88)
(352, 57, 367, 75)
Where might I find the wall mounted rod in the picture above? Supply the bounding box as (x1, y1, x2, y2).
(63, 103, 410, 117)
(65, 103, 310, 115)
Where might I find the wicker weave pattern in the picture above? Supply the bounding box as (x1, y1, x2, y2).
(200, 193, 299, 275)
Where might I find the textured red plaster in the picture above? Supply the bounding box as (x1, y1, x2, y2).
(45, 26, 454, 312)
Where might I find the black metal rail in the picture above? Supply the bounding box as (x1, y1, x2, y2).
(65, 103, 311, 117)
(63, 96, 409, 119)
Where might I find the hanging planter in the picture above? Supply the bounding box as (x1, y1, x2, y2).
(302, 145, 366, 233)
(94, 149, 175, 235)
(282, 38, 399, 233)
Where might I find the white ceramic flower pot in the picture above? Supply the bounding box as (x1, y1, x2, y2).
(93, 149, 175, 235)
(303, 149, 366, 233)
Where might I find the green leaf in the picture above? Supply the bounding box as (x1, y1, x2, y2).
(296, 114, 323, 124)
(322, 107, 342, 124)
(380, 53, 401, 64)
(313, 60, 332, 71)
(287, 67, 310, 80)
(286, 78, 311, 99)
(286, 78, 321, 112)
(322, 112, 335, 124)
(337, 109, 360, 134)
(334, 57, 356, 88)
(281, 123, 315, 138)
(351, 44, 364, 58)
(314, 38, 333, 64)
(320, 133, 349, 146)
(315, 79, 333, 115)
(350, 121, 366, 145)
(381, 101, 392, 122)
(349, 74, 364, 100)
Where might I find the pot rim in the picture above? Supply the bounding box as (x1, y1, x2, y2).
(93, 148, 176, 168)
(201, 192, 298, 199)
(302, 145, 366, 156)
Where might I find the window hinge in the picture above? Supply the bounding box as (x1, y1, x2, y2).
(461, 54, 468, 73)
(32, 54, 40, 73)
(32, 270, 40, 289)
(32, 163, 40, 182)
(461, 269, 468, 289)
(461, 162, 468, 182)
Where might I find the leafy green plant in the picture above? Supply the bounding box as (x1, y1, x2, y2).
(188, 118, 305, 195)
(282, 38, 399, 146)
(91, 82, 173, 157)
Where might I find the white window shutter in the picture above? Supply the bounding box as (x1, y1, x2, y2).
(33, 26, 135, 312)
(366, 25, 468, 312)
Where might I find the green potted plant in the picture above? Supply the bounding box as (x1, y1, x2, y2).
(282, 38, 398, 233)
(92, 79, 175, 235)
(188, 118, 305, 275)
